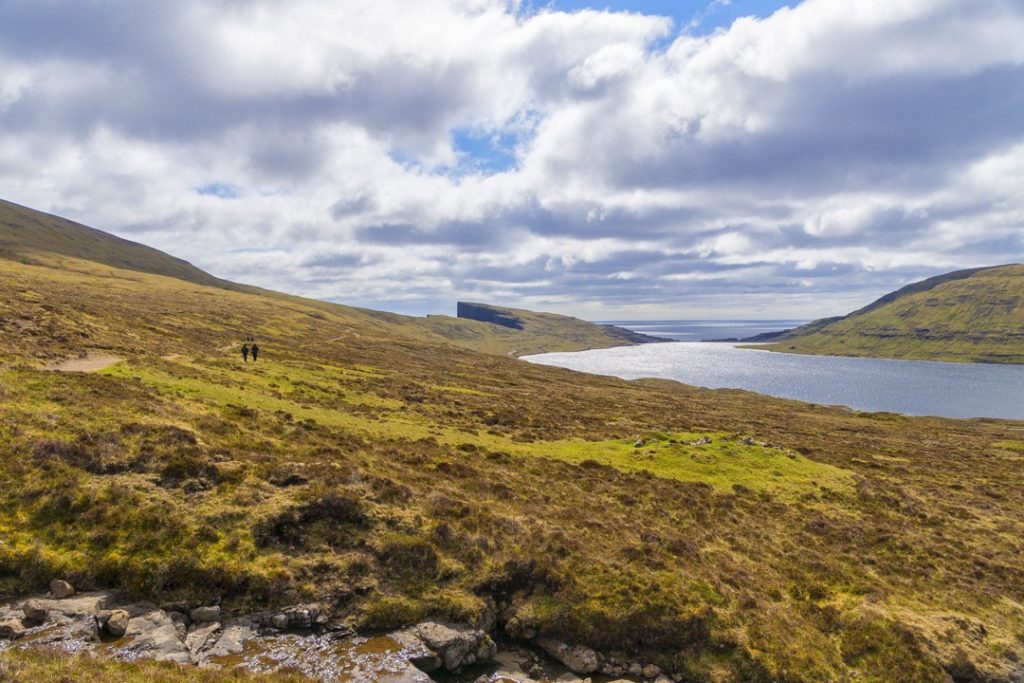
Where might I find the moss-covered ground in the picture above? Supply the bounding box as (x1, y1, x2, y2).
(1, 251, 1023, 681)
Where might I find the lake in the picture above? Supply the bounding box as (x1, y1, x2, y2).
(525, 322, 1024, 420)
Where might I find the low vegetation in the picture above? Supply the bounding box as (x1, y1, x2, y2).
(758, 264, 1024, 363)
(1, 205, 1023, 681)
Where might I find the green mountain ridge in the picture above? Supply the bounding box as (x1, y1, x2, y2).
(754, 264, 1024, 363)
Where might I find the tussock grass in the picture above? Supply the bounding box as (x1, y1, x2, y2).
(0, 242, 1023, 681)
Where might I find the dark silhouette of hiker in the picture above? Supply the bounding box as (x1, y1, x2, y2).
(241, 344, 250, 363)
(251, 343, 260, 363)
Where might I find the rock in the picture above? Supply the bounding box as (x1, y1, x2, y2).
(270, 613, 289, 630)
(537, 639, 600, 675)
(105, 610, 130, 637)
(203, 625, 254, 658)
(628, 662, 644, 676)
(167, 611, 189, 640)
(95, 609, 130, 637)
(411, 622, 495, 671)
(49, 579, 75, 599)
(0, 617, 25, 640)
(22, 599, 48, 625)
(121, 608, 191, 663)
(185, 622, 221, 658)
(634, 438, 645, 447)
(189, 605, 221, 623)
(654, 676, 673, 683)
(642, 663, 663, 679)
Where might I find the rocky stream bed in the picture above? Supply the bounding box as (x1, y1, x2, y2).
(0, 581, 679, 683)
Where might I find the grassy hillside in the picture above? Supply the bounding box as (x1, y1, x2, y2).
(758, 264, 1024, 363)
(0, 200, 654, 359)
(1, 210, 1023, 681)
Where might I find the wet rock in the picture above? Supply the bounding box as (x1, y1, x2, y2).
(49, 579, 75, 599)
(22, 599, 48, 625)
(204, 624, 255, 658)
(536, 638, 600, 675)
(0, 617, 25, 640)
(95, 609, 130, 637)
(189, 605, 221, 624)
(185, 622, 221, 659)
(408, 622, 495, 671)
(167, 611, 189, 640)
(119, 608, 191, 663)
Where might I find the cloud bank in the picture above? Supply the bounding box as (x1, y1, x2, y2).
(1, 0, 1022, 318)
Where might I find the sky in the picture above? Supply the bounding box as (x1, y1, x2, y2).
(1, 0, 1023, 320)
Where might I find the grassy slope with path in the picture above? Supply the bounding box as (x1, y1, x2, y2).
(757, 264, 1024, 363)
(1, 206, 1023, 681)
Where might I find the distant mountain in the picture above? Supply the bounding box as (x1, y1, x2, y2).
(752, 265, 1024, 363)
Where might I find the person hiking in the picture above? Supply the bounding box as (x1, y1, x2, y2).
(241, 343, 250, 363)
(251, 343, 260, 363)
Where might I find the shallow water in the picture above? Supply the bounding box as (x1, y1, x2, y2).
(524, 342, 1024, 420)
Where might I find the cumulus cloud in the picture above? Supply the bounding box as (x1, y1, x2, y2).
(0, 0, 1022, 317)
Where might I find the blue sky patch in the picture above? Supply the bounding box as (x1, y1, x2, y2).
(195, 182, 242, 199)
(542, 0, 793, 35)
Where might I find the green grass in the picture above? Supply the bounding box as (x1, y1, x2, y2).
(1, 207, 1023, 681)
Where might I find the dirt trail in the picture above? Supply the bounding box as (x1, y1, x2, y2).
(45, 353, 125, 373)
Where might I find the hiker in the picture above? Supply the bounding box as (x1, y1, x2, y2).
(241, 343, 250, 363)
(251, 343, 260, 363)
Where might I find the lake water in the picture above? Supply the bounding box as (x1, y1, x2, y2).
(525, 322, 1024, 420)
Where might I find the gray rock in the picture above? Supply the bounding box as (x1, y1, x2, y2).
(121, 608, 191, 663)
(105, 610, 130, 637)
(537, 638, 600, 675)
(0, 617, 25, 640)
(203, 624, 254, 658)
(270, 613, 289, 630)
(185, 622, 221, 659)
(189, 605, 221, 623)
(167, 611, 189, 640)
(411, 622, 494, 671)
(49, 579, 75, 599)
(22, 599, 48, 625)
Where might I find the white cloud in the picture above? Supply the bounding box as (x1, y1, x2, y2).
(0, 0, 1021, 318)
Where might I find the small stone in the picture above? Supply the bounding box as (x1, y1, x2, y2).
(270, 613, 289, 630)
(190, 605, 221, 623)
(49, 578, 75, 599)
(634, 438, 645, 447)
(104, 610, 130, 637)
(641, 663, 662, 679)
(22, 599, 48, 625)
(0, 617, 25, 640)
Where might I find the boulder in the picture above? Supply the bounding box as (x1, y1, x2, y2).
(536, 639, 600, 675)
(189, 605, 221, 623)
(410, 622, 495, 671)
(167, 611, 189, 640)
(0, 617, 25, 640)
(22, 599, 48, 625)
(203, 625, 254, 658)
(185, 622, 222, 658)
(105, 610, 130, 637)
(49, 579, 75, 599)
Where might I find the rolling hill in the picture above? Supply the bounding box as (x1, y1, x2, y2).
(754, 264, 1024, 363)
(1, 202, 1023, 682)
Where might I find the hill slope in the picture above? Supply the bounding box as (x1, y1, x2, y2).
(0, 199, 655, 358)
(0, 204, 1023, 681)
(756, 264, 1024, 363)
